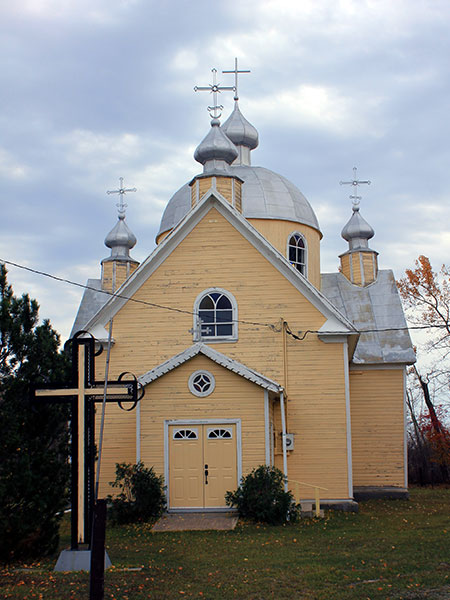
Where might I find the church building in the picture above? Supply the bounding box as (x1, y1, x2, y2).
(72, 71, 415, 511)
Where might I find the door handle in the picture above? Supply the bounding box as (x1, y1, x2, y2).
(204, 464, 208, 485)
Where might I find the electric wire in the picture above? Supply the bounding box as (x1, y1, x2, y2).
(2, 258, 449, 338)
(1, 258, 276, 331)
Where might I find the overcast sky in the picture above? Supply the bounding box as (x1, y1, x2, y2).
(2, 0, 450, 343)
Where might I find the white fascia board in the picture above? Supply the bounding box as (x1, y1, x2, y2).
(139, 342, 283, 393)
(84, 191, 355, 334)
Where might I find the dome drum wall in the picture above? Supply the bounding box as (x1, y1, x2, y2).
(190, 174, 243, 213)
(339, 250, 378, 287)
(248, 219, 321, 288)
(157, 166, 321, 245)
(101, 259, 139, 293)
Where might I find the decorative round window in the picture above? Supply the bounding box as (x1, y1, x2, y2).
(188, 370, 215, 397)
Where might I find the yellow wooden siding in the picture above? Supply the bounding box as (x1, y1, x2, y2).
(95, 207, 350, 499)
(139, 355, 266, 488)
(216, 177, 232, 203)
(190, 180, 197, 208)
(340, 253, 351, 282)
(351, 254, 363, 286)
(247, 219, 321, 289)
(101, 261, 113, 292)
(96, 404, 137, 497)
(199, 177, 212, 199)
(101, 260, 138, 293)
(235, 180, 242, 213)
(350, 369, 405, 487)
(362, 252, 376, 285)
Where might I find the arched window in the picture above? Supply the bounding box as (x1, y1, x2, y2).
(288, 233, 307, 276)
(193, 288, 238, 342)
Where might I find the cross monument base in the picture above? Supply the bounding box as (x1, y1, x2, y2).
(54, 549, 112, 572)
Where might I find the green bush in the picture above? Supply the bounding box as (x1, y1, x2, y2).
(225, 465, 298, 524)
(107, 462, 166, 525)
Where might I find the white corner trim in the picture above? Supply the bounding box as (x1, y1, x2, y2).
(403, 367, 408, 489)
(264, 390, 270, 465)
(136, 400, 141, 463)
(280, 391, 288, 491)
(343, 340, 353, 498)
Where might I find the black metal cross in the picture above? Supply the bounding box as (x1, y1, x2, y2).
(33, 332, 142, 550)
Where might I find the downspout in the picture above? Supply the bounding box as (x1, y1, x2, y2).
(280, 390, 288, 491)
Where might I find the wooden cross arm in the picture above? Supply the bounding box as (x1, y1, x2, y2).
(34, 386, 132, 398)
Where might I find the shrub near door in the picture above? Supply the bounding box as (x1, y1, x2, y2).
(107, 462, 166, 525)
(225, 465, 299, 524)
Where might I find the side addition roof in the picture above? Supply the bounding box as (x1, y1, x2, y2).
(139, 342, 283, 393)
(321, 270, 416, 365)
(71, 279, 108, 338)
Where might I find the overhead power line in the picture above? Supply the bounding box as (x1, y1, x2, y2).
(2, 258, 448, 338)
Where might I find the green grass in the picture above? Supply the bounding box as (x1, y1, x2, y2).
(1, 487, 449, 599)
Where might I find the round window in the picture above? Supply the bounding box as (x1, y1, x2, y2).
(188, 370, 215, 397)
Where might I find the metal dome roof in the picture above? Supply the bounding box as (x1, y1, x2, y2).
(104, 213, 137, 261)
(341, 204, 374, 250)
(157, 164, 321, 240)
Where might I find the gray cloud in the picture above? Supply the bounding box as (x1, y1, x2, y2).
(2, 0, 450, 342)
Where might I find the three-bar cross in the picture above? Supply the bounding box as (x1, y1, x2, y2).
(106, 177, 137, 216)
(194, 68, 235, 119)
(340, 166, 371, 208)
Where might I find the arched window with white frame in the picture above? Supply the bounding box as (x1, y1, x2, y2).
(193, 288, 238, 342)
(287, 232, 307, 276)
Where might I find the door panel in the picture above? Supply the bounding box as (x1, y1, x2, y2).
(169, 427, 203, 508)
(169, 424, 237, 509)
(204, 425, 237, 507)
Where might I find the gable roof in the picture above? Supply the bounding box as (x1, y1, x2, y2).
(139, 342, 283, 393)
(82, 188, 357, 340)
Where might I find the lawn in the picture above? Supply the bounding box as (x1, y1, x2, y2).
(1, 487, 449, 600)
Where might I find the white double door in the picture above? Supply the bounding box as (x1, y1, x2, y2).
(169, 423, 237, 509)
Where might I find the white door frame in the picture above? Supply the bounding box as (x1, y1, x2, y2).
(164, 418, 242, 512)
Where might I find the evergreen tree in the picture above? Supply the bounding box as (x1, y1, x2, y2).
(0, 265, 70, 561)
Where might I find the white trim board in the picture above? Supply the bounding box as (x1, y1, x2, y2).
(139, 342, 283, 393)
(84, 191, 357, 339)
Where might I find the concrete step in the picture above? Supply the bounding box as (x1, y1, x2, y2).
(299, 502, 324, 518)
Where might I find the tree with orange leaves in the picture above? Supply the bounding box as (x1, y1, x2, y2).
(397, 255, 450, 352)
(397, 256, 450, 483)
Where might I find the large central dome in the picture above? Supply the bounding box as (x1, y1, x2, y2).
(156, 101, 321, 241)
(157, 165, 320, 240)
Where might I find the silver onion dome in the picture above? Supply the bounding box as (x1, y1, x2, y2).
(194, 117, 238, 172)
(222, 101, 258, 166)
(104, 213, 137, 260)
(341, 205, 375, 250)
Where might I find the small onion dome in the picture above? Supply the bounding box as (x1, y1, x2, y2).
(194, 118, 238, 172)
(341, 205, 375, 250)
(222, 101, 259, 150)
(104, 213, 137, 260)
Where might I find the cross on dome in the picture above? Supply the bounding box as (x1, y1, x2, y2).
(106, 177, 137, 217)
(222, 57, 251, 101)
(194, 68, 235, 120)
(340, 167, 371, 209)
